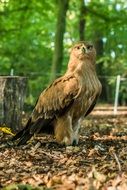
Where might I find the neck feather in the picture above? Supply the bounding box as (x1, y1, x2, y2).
(66, 57, 95, 76)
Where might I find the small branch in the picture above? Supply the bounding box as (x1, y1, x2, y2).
(85, 7, 110, 21)
(0, 28, 20, 34)
(32, 141, 41, 151)
(41, 150, 60, 160)
(31, 142, 60, 160)
(0, 6, 32, 16)
(85, 6, 126, 24)
(113, 152, 121, 172)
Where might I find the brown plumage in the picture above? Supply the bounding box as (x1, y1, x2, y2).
(12, 41, 102, 146)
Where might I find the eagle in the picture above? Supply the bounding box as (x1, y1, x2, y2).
(12, 41, 102, 146)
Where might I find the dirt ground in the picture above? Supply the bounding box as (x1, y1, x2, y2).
(0, 113, 127, 190)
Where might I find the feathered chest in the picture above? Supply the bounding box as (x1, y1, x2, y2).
(70, 73, 101, 119)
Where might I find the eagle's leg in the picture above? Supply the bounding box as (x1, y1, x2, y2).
(72, 119, 81, 145)
(54, 115, 73, 145)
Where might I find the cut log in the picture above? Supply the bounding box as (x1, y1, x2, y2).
(0, 76, 27, 132)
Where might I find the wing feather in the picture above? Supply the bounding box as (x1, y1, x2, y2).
(31, 75, 79, 122)
(12, 75, 80, 145)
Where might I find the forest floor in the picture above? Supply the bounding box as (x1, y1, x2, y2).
(0, 107, 127, 190)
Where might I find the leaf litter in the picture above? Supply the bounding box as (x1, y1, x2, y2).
(0, 115, 127, 190)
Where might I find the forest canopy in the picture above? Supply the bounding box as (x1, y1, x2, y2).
(0, 0, 127, 106)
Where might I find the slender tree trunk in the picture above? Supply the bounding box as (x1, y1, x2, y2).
(79, 0, 86, 41)
(94, 34, 108, 102)
(50, 0, 69, 82)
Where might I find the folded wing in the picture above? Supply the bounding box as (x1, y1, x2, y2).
(12, 75, 79, 145)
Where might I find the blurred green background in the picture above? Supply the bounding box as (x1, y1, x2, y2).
(0, 0, 127, 109)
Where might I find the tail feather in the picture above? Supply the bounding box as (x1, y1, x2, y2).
(17, 132, 33, 146)
(12, 118, 32, 142)
(12, 118, 33, 145)
(12, 117, 54, 145)
(30, 118, 54, 134)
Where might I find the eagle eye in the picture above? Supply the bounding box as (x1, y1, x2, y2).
(75, 46, 80, 50)
(87, 45, 93, 50)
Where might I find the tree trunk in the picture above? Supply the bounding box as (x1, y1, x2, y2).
(50, 0, 69, 82)
(79, 0, 86, 41)
(0, 76, 27, 132)
(94, 35, 108, 102)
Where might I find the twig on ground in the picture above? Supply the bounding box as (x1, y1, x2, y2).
(113, 152, 121, 172)
(31, 142, 60, 160)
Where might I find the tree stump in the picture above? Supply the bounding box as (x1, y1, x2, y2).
(0, 76, 27, 132)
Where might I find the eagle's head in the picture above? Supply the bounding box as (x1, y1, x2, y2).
(70, 41, 96, 62)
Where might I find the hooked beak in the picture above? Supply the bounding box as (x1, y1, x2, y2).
(82, 46, 88, 54)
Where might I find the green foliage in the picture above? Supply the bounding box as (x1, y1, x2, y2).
(0, 0, 127, 106)
(0, 0, 56, 104)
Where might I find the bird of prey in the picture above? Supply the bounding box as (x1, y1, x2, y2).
(12, 41, 102, 146)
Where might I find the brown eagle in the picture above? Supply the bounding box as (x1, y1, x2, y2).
(12, 41, 102, 146)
